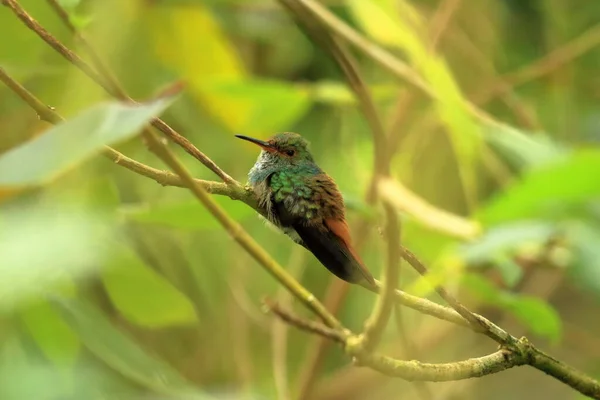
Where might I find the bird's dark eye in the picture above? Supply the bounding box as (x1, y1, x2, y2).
(285, 149, 295, 156)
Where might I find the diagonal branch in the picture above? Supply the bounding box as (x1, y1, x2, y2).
(2, 0, 235, 184)
(0, 66, 252, 204)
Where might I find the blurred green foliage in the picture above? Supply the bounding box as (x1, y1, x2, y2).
(1, 0, 599, 399)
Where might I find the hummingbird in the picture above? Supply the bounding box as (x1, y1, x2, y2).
(235, 132, 375, 287)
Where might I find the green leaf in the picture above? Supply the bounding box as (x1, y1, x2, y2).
(461, 273, 503, 304)
(483, 126, 569, 171)
(503, 296, 562, 344)
(459, 221, 555, 286)
(0, 97, 175, 188)
(493, 255, 523, 288)
(54, 298, 213, 399)
(472, 221, 550, 257)
(478, 150, 600, 225)
(0, 204, 116, 311)
(0, 333, 66, 400)
(101, 246, 198, 328)
(20, 300, 80, 366)
(462, 274, 562, 343)
(568, 222, 600, 296)
(123, 196, 254, 230)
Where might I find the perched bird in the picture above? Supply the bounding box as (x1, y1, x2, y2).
(236, 132, 375, 287)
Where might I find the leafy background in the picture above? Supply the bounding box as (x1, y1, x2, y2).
(1, 0, 599, 399)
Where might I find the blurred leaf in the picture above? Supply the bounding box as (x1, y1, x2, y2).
(348, 0, 482, 200)
(484, 126, 569, 171)
(0, 204, 115, 311)
(462, 272, 505, 303)
(148, 4, 311, 135)
(568, 222, 600, 296)
(379, 177, 481, 240)
(460, 222, 555, 263)
(20, 300, 80, 366)
(149, 3, 245, 80)
(123, 196, 254, 230)
(101, 246, 198, 328)
(198, 79, 311, 135)
(492, 255, 523, 288)
(307, 80, 355, 105)
(0, 98, 175, 189)
(0, 333, 70, 400)
(307, 80, 397, 105)
(503, 296, 562, 344)
(54, 298, 213, 399)
(478, 150, 600, 225)
(462, 273, 562, 343)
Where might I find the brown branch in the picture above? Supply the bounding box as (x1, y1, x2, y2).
(266, 301, 528, 381)
(399, 246, 512, 343)
(264, 299, 346, 344)
(0, 66, 253, 205)
(267, 302, 599, 398)
(361, 203, 400, 351)
(2, 0, 235, 184)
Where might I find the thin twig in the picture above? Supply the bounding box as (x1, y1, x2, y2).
(3, 0, 235, 184)
(361, 203, 400, 351)
(264, 299, 347, 344)
(268, 302, 527, 381)
(0, 66, 252, 204)
(399, 246, 513, 344)
(45, 0, 123, 96)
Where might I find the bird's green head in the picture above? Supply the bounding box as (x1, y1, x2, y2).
(236, 132, 319, 184)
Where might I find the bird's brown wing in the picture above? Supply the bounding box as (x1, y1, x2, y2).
(324, 218, 375, 285)
(272, 173, 375, 286)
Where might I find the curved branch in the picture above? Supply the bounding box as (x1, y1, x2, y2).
(266, 301, 527, 382)
(353, 348, 523, 382)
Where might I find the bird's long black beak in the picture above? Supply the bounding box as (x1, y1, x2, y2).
(235, 134, 273, 150)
